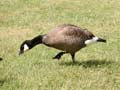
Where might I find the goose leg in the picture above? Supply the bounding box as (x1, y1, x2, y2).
(53, 52, 66, 60)
(71, 53, 75, 63)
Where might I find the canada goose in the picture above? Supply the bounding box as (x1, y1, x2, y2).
(19, 24, 106, 63)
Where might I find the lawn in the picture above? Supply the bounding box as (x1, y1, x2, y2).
(0, 0, 120, 90)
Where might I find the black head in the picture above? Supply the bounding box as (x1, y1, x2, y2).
(19, 40, 31, 55)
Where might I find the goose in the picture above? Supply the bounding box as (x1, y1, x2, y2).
(19, 24, 106, 63)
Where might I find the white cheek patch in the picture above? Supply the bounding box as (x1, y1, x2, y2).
(93, 37, 99, 41)
(85, 37, 98, 45)
(24, 44, 29, 51)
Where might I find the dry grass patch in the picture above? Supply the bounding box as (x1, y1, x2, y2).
(0, 27, 33, 40)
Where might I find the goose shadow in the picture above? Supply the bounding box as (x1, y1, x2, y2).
(59, 59, 114, 68)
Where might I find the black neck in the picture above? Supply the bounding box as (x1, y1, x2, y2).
(29, 35, 44, 49)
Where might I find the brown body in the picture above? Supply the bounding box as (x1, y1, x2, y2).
(43, 24, 94, 54)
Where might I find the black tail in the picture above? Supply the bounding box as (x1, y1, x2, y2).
(97, 38, 106, 43)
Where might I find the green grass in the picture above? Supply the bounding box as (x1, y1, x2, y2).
(0, 0, 120, 90)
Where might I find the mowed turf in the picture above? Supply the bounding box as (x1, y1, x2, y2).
(0, 0, 120, 90)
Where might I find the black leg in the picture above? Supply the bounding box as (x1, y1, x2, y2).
(53, 52, 66, 60)
(71, 53, 75, 63)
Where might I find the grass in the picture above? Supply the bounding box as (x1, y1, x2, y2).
(0, 0, 120, 90)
